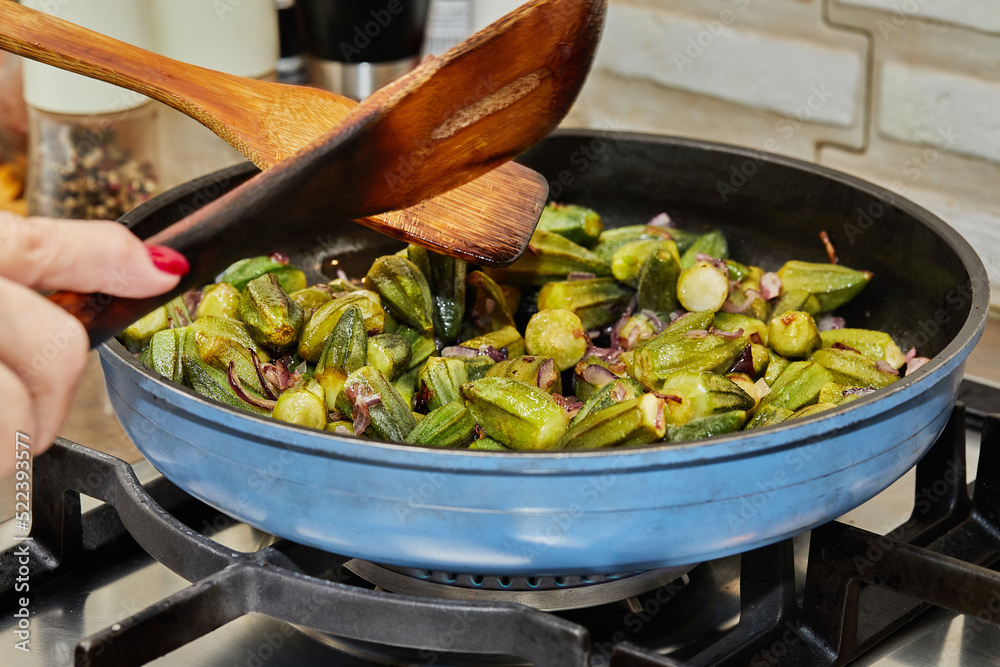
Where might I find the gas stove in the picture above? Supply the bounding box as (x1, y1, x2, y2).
(2, 378, 1000, 666)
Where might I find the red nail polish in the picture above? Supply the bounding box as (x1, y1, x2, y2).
(147, 245, 190, 276)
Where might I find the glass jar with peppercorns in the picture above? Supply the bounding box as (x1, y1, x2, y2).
(21, 0, 160, 220)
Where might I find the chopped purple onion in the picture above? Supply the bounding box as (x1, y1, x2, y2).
(568, 271, 597, 281)
(817, 315, 846, 331)
(581, 364, 619, 385)
(727, 344, 755, 377)
(647, 212, 673, 227)
(552, 393, 584, 418)
(875, 360, 900, 375)
(760, 272, 782, 301)
(709, 326, 744, 339)
(721, 289, 762, 314)
(441, 346, 480, 359)
(269, 252, 290, 265)
(480, 345, 508, 362)
(227, 362, 277, 410)
(250, 350, 277, 400)
(639, 309, 667, 332)
(537, 358, 559, 391)
(182, 288, 202, 317)
(905, 357, 930, 375)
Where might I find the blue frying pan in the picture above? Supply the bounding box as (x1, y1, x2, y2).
(98, 131, 989, 575)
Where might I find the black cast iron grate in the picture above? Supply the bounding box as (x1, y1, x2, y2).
(2, 385, 1000, 666)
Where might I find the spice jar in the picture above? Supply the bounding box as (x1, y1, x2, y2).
(150, 0, 279, 189)
(25, 106, 158, 220)
(21, 0, 159, 219)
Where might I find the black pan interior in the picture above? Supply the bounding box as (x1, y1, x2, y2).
(121, 131, 978, 359)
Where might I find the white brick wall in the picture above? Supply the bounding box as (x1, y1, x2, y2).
(596, 4, 864, 126)
(564, 0, 1000, 303)
(839, 0, 1000, 36)
(879, 62, 1000, 165)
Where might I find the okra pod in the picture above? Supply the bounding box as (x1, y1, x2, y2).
(272, 385, 328, 429)
(364, 255, 435, 335)
(407, 245, 467, 342)
(238, 273, 304, 349)
(461, 377, 570, 450)
(485, 229, 612, 286)
(658, 371, 755, 425)
(405, 402, 477, 448)
(415, 356, 469, 412)
(298, 292, 384, 362)
(818, 328, 906, 369)
(524, 309, 589, 372)
(314, 305, 368, 409)
(665, 410, 748, 442)
(535, 202, 604, 247)
(611, 238, 679, 288)
(558, 393, 666, 449)
(768, 311, 822, 359)
(120, 306, 170, 353)
(677, 260, 730, 313)
(680, 229, 728, 268)
(809, 347, 900, 389)
(536, 278, 633, 331)
(219, 255, 307, 293)
(747, 361, 833, 428)
(338, 366, 417, 441)
(636, 249, 681, 316)
(629, 314, 750, 391)
(366, 333, 412, 381)
(569, 377, 644, 426)
(769, 288, 821, 319)
(289, 285, 334, 313)
(776, 260, 872, 313)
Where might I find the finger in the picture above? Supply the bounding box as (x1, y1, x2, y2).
(0, 360, 35, 479)
(0, 276, 90, 459)
(0, 212, 187, 297)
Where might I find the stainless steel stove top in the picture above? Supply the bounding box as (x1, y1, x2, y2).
(2, 380, 1000, 666)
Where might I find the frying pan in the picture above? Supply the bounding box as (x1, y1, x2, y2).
(98, 131, 990, 576)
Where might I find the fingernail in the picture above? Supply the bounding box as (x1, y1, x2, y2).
(147, 245, 190, 276)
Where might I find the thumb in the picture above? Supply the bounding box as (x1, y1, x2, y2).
(0, 213, 188, 297)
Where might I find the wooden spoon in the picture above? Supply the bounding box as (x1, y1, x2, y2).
(39, 0, 607, 346)
(0, 0, 569, 265)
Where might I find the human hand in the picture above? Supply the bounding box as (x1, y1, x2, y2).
(0, 211, 188, 478)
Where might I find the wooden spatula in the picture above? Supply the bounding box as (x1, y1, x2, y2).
(0, 0, 577, 265)
(39, 0, 607, 346)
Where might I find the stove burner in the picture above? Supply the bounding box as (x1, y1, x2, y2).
(344, 560, 695, 611)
